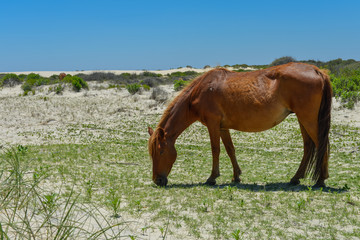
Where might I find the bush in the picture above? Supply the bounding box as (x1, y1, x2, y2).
(140, 78, 158, 87)
(19, 73, 63, 95)
(270, 56, 296, 66)
(232, 64, 249, 69)
(27, 73, 41, 80)
(55, 84, 65, 94)
(174, 79, 188, 91)
(150, 87, 168, 102)
(62, 75, 88, 92)
(331, 69, 360, 109)
(71, 76, 88, 92)
(76, 72, 138, 83)
(1, 74, 22, 87)
(23, 73, 53, 87)
(21, 83, 32, 95)
(168, 71, 198, 78)
(126, 83, 141, 95)
(142, 84, 150, 91)
(142, 71, 162, 78)
(62, 75, 74, 83)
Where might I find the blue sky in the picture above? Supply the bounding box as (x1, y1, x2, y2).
(1, 0, 359, 71)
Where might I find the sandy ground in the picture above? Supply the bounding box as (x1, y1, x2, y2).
(0, 83, 172, 146)
(0, 82, 359, 146)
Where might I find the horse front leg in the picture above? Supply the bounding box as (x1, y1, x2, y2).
(220, 129, 241, 183)
(205, 125, 221, 185)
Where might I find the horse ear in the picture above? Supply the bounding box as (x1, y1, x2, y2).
(157, 128, 165, 140)
(148, 127, 154, 136)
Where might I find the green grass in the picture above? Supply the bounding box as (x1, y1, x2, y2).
(1, 113, 359, 239)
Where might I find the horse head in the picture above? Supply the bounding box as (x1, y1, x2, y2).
(148, 127, 177, 186)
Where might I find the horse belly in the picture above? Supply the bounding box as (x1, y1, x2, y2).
(220, 103, 290, 132)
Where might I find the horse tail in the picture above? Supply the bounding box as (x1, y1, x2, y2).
(312, 70, 332, 181)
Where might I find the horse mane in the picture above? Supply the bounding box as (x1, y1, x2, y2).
(156, 68, 231, 129)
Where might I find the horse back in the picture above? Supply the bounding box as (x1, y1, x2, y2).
(189, 63, 328, 132)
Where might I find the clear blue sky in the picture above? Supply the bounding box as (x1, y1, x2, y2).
(1, 0, 359, 71)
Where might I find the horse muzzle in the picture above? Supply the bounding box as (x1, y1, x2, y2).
(154, 176, 168, 187)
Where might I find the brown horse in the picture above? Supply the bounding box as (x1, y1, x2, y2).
(148, 63, 332, 187)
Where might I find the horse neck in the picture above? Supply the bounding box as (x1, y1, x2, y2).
(158, 97, 196, 143)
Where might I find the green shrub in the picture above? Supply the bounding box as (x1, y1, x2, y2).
(27, 73, 41, 80)
(142, 84, 150, 91)
(62, 75, 88, 92)
(21, 83, 32, 95)
(168, 71, 198, 78)
(270, 56, 296, 66)
(49, 74, 60, 80)
(174, 79, 188, 91)
(55, 84, 65, 94)
(126, 83, 141, 95)
(1, 73, 21, 87)
(35, 78, 50, 86)
(22, 73, 50, 89)
(108, 84, 122, 90)
(331, 69, 360, 109)
(232, 64, 249, 69)
(62, 75, 74, 83)
(71, 76, 88, 92)
(20, 73, 62, 95)
(18, 74, 27, 80)
(142, 71, 162, 78)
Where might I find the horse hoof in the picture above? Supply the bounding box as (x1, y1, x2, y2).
(205, 179, 216, 186)
(289, 178, 300, 185)
(313, 182, 326, 189)
(232, 177, 241, 183)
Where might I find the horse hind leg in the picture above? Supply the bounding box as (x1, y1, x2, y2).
(294, 115, 329, 188)
(220, 129, 241, 183)
(290, 122, 316, 185)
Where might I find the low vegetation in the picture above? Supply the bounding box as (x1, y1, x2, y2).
(0, 112, 359, 239)
(126, 83, 141, 95)
(0, 73, 22, 87)
(269, 56, 296, 66)
(173, 79, 188, 91)
(62, 75, 89, 92)
(0, 73, 88, 95)
(331, 69, 360, 109)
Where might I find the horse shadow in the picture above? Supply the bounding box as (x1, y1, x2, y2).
(167, 181, 347, 193)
